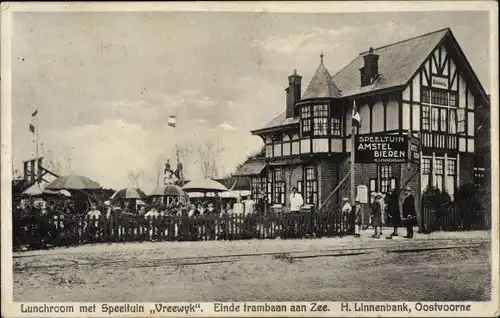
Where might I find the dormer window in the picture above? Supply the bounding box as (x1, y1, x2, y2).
(300, 106, 312, 137)
(313, 105, 328, 136)
(330, 106, 343, 137)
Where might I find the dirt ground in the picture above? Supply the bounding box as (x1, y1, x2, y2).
(13, 231, 491, 302)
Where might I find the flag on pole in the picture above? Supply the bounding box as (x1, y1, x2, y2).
(352, 101, 361, 127)
(29, 123, 35, 133)
(168, 115, 177, 128)
(31, 110, 38, 117)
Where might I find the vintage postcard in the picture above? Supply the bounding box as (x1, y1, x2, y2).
(1, 1, 498, 317)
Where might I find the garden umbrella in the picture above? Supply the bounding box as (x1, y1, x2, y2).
(46, 174, 101, 190)
(111, 187, 147, 200)
(21, 182, 72, 197)
(181, 178, 228, 193)
(150, 184, 184, 197)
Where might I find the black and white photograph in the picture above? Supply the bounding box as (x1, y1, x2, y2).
(1, 2, 498, 316)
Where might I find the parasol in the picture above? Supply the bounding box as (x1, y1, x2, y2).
(46, 174, 102, 190)
(21, 182, 72, 197)
(111, 187, 147, 200)
(181, 178, 228, 193)
(150, 184, 184, 197)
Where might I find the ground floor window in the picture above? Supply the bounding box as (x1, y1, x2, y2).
(379, 165, 392, 193)
(251, 176, 266, 201)
(304, 166, 318, 205)
(420, 155, 458, 197)
(273, 169, 285, 205)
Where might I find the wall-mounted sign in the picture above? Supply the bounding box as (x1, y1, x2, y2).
(431, 75, 449, 90)
(409, 137, 421, 164)
(355, 135, 409, 163)
(356, 185, 368, 204)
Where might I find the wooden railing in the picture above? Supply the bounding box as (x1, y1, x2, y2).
(13, 209, 350, 250)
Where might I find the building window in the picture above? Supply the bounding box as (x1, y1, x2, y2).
(434, 158, 444, 191)
(282, 134, 291, 157)
(457, 109, 466, 134)
(330, 117, 342, 136)
(273, 170, 285, 205)
(297, 180, 303, 197)
(431, 108, 439, 131)
(291, 133, 300, 155)
(449, 109, 457, 134)
(422, 87, 431, 103)
(439, 108, 448, 132)
(300, 106, 312, 137)
(431, 89, 448, 106)
(422, 105, 430, 131)
(379, 165, 392, 193)
(449, 92, 458, 107)
(313, 105, 328, 136)
(251, 176, 266, 201)
(422, 157, 432, 174)
(446, 158, 457, 197)
(421, 157, 432, 192)
(304, 166, 318, 205)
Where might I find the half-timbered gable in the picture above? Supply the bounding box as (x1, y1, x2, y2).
(248, 27, 489, 209)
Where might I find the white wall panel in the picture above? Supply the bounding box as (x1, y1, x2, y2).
(372, 101, 384, 132)
(386, 100, 399, 130)
(412, 105, 420, 131)
(413, 74, 420, 102)
(300, 139, 310, 153)
(313, 139, 329, 153)
(402, 103, 411, 130)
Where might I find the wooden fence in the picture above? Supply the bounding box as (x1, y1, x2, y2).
(421, 205, 489, 232)
(13, 210, 352, 250)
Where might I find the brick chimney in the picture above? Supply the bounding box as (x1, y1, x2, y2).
(359, 47, 379, 87)
(286, 69, 302, 118)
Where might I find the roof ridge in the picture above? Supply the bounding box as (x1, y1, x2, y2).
(303, 61, 342, 98)
(358, 27, 450, 55)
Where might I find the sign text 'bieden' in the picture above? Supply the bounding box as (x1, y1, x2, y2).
(355, 135, 408, 163)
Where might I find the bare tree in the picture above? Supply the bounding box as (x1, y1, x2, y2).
(128, 170, 141, 188)
(197, 139, 224, 179)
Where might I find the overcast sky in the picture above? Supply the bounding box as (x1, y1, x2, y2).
(11, 10, 490, 191)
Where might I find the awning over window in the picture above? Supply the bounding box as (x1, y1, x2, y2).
(234, 160, 267, 177)
(269, 158, 311, 166)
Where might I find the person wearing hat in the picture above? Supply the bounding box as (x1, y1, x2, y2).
(353, 198, 362, 237)
(370, 192, 383, 238)
(341, 197, 352, 234)
(385, 188, 401, 239)
(402, 186, 417, 238)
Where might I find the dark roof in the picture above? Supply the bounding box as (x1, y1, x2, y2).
(252, 111, 299, 133)
(214, 177, 250, 191)
(333, 28, 449, 97)
(234, 160, 266, 177)
(303, 62, 342, 99)
(253, 27, 489, 133)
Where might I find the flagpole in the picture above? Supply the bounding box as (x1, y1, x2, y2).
(36, 114, 39, 161)
(350, 113, 356, 207)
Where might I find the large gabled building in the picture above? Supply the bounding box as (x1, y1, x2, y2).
(236, 28, 490, 216)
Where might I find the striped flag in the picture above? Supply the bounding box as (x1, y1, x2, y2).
(168, 115, 177, 128)
(352, 101, 361, 127)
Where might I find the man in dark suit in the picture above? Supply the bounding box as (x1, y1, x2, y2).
(402, 187, 417, 238)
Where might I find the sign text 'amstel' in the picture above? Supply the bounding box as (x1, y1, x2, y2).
(355, 135, 409, 163)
